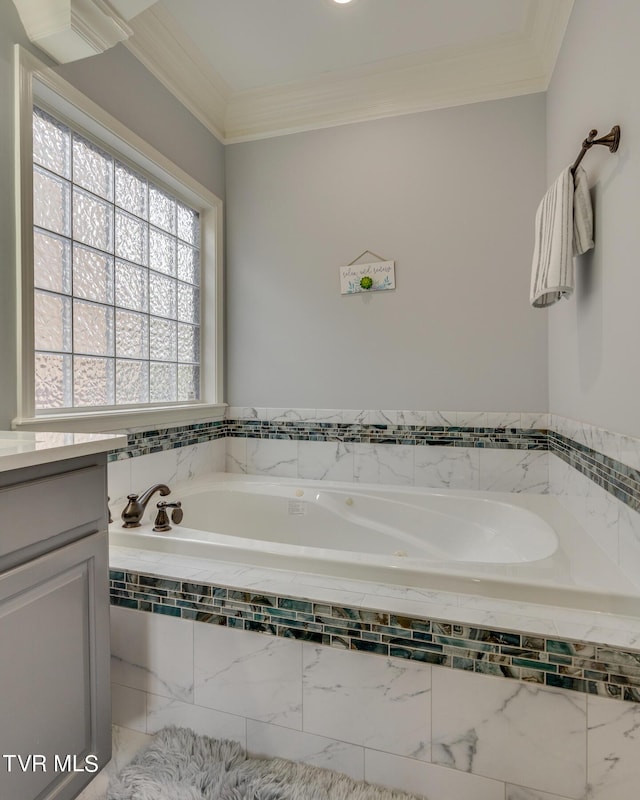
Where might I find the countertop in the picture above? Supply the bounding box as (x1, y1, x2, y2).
(0, 430, 127, 472)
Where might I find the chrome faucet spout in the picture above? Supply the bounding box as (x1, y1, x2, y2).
(121, 483, 171, 528)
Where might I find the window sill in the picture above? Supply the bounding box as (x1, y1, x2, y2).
(13, 403, 227, 434)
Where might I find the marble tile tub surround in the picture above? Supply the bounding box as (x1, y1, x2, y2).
(107, 435, 226, 515)
(224, 409, 550, 495)
(110, 568, 640, 706)
(107, 408, 640, 590)
(224, 409, 640, 511)
(108, 603, 640, 800)
(107, 409, 640, 514)
(546, 414, 640, 592)
(109, 542, 640, 653)
(106, 408, 554, 518)
(103, 412, 640, 800)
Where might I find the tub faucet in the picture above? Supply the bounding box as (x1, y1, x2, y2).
(121, 483, 171, 528)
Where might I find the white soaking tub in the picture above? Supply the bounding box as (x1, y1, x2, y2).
(109, 473, 640, 613)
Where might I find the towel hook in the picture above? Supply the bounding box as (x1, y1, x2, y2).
(571, 125, 620, 174)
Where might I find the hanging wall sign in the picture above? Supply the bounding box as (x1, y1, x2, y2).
(339, 261, 395, 294)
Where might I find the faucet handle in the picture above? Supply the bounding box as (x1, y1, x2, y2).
(121, 493, 143, 528)
(170, 501, 183, 525)
(153, 500, 182, 532)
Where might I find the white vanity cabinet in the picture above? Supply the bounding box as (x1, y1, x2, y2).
(0, 453, 113, 800)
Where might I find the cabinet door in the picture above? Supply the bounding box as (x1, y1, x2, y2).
(0, 532, 111, 800)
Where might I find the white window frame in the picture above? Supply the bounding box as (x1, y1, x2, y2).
(13, 46, 225, 432)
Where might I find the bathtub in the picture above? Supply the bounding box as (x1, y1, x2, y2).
(109, 473, 640, 613)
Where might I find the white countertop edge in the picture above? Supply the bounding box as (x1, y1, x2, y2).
(0, 432, 127, 472)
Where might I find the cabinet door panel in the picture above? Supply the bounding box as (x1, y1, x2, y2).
(0, 465, 105, 561)
(0, 532, 111, 800)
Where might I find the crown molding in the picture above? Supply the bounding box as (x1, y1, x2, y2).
(123, 4, 230, 143)
(10, 0, 153, 63)
(224, 32, 546, 142)
(223, 0, 576, 142)
(17, 0, 573, 142)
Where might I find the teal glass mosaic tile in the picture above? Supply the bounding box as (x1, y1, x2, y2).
(110, 568, 640, 703)
(107, 417, 640, 514)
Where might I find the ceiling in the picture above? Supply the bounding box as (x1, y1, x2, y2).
(157, 0, 531, 93)
(13, 0, 575, 143)
(123, 0, 574, 142)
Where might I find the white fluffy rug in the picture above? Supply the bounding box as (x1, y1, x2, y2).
(107, 727, 423, 800)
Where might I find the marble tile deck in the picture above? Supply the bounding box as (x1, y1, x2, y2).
(110, 545, 640, 703)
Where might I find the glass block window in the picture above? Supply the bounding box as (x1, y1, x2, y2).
(32, 107, 201, 410)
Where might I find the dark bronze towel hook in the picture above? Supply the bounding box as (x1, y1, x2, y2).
(571, 125, 620, 174)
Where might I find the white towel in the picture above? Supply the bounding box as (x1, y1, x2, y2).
(529, 165, 594, 308)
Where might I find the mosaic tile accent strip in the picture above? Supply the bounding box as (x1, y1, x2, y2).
(548, 430, 640, 512)
(226, 419, 549, 449)
(108, 420, 226, 461)
(106, 417, 640, 514)
(107, 420, 549, 461)
(109, 569, 640, 703)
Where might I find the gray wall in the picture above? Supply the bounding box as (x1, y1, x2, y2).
(56, 45, 225, 202)
(225, 94, 548, 411)
(546, 0, 640, 437)
(0, 5, 225, 428)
